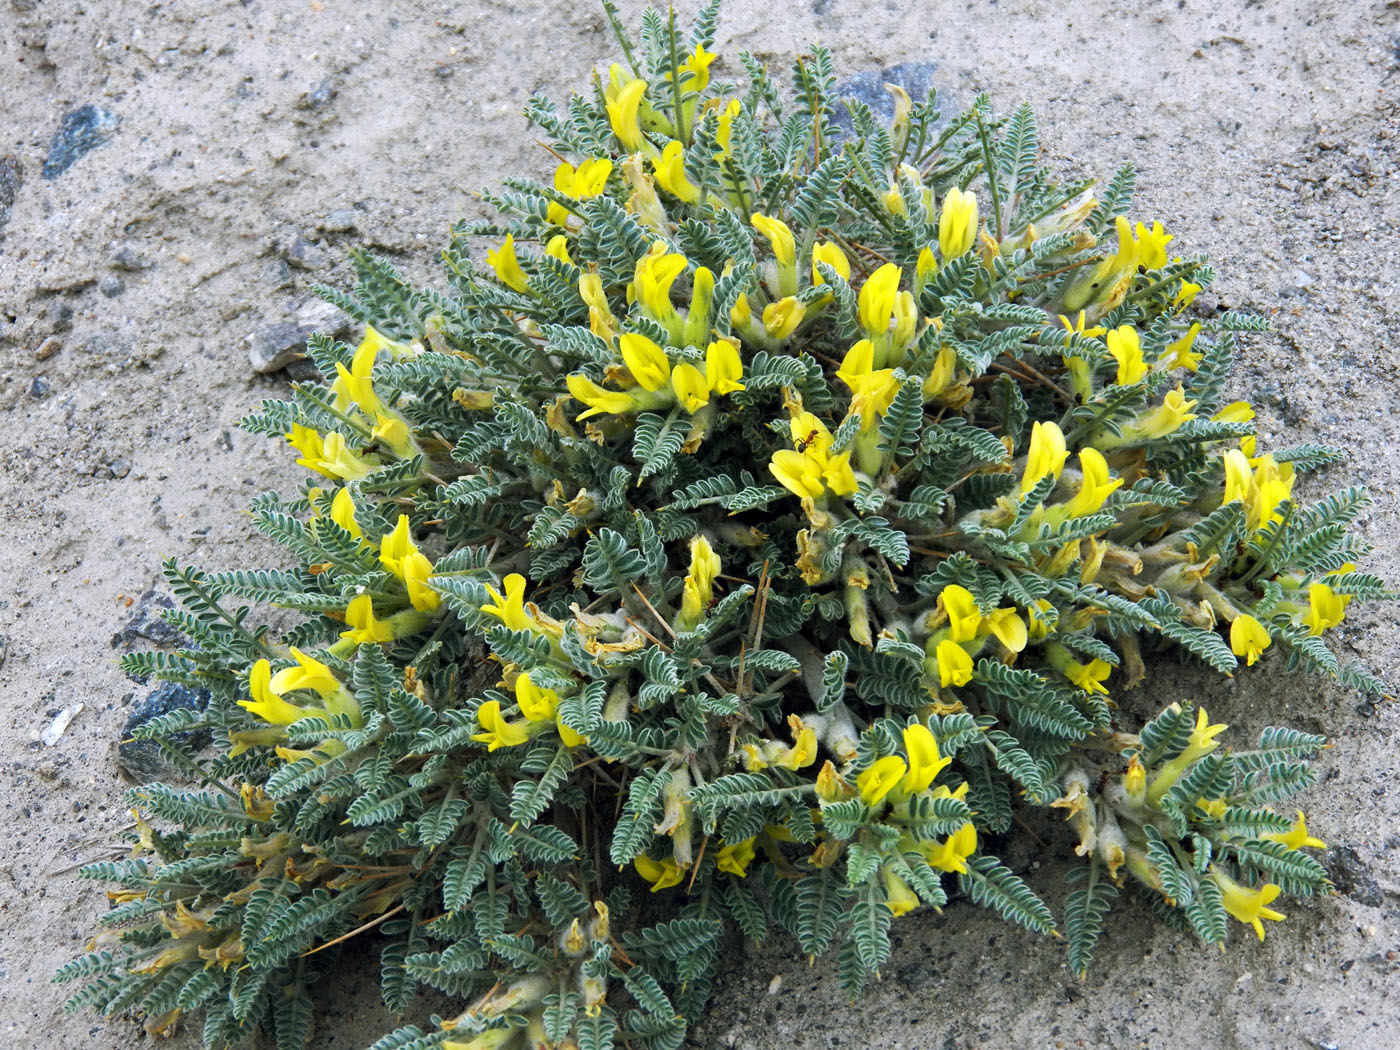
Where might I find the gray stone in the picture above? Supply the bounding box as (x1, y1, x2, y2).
(248, 320, 312, 373)
(320, 209, 359, 233)
(299, 78, 338, 111)
(107, 458, 131, 479)
(42, 104, 120, 180)
(47, 300, 73, 332)
(116, 681, 211, 784)
(115, 587, 183, 650)
(98, 274, 125, 298)
(296, 296, 352, 336)
(0, 155, 21, 233)
(110, 244, 154, 271)
(1324, 846, 1385, 907)
(28, 376, 50, 399)
(286, 234, 329, 271)
(262, 257, 293, 287)
(832, 62, 951, 144)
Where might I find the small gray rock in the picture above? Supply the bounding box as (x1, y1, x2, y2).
(0, 155, 21, 233)
(98, 274, 126, 298)
(285, 235, 328, 271)
(28, 376, 51, 398)
(0, 635, 8, 671)
(42, 104, 120, 180)
(296, 296, 351, 336)
(107, 458, 132, 479)
(117, 681, 211, 784)
(248, 320, 312, 373)
(299, 78, 338, 111)
(320, 209, 359, 234)
(47, 300, 73, 332)
(110, 244, 154, 271)
(262, 257, 293, 287)
(115, 588, 184, 650)
(832, 62, 951, 144)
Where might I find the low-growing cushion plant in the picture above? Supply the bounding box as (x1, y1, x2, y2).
(59, 3, 1390, 1048)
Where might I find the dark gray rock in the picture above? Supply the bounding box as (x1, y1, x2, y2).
(47, 300, 73, 332)
(285, 234, 328, 271)
(41, 104, 120, 180)
(109, 244, 154, 271)
(1324, 846, 1385, 907)
(0, 155, 21, 233)
(116, 681, 211, 783)
(248, 320, 311, 373)
(262, 258, 293, 287)
(114, 587, 183, 649)
(98, 274, 125, 298)
(28, 376, 51, 398)
(832, 62, 951, 143)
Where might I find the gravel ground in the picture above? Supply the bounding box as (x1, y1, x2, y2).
(1, 1, 1396, 1048)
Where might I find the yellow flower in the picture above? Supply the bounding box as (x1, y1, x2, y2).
(836, 340, 900, 433)
(269, 647, 342, 699)
(769, 449, 826, 501)
(1146, 706, 1228, 803)
(548, 157, 613, 225)
(1020, 420, 1069, 495)
(652, 141, 700, 203)
(935, 639, 974, 688)
(379, 514, 419, 578)
(578, 272, 618, 343)
(1063, 657, 1111, 695)
(287, 425, 372, 481)
(671, 362, 709, 413)
(883, 868, 920, 917)
(776, 720, 818, 771)
(1211, 869, 1286, 942)
(705, 339, 745, 395)
(750, 213, 796, 268)
(762, 296, 805, 339)
(400, 551, 441, 612)
(921, 822, 978, 874)
(1252, 454, 1295, 532)
(1303, 581, 1348, 635)
(633, 248, 688, 332)
(939, 585, 982, 643)
(471, 700, 531, 752)
(678, 535, 721, 629)
(811, 240, 851, 284)
(566, 373, 637, 420)
(938, 186, 979, 261)
(1263, 810, 1326, 851)
(1229, 614, 1271, 666)
(633, 854, 684, 892)
(1026, 598, 1055, 641)
(481, 573, 533, 632)
(712, 98, 741, 159)
(514, 672, 560, 723)
(1174, 277, 1202, 310)
(330, 488, 362, 539)
(372, 413, 418, 459)
(986, 608, 1029, 653)
(858, 263, 902, 338)
(341, 594, 394, 646)
(486, 234, 530, 294)
(821, 451, 858, 496)
(332, 338, 388, 418)
(716, 838, 756, 877)
(1106, 325, 1146, 385)
(1135, 384, 1197, 439)
(1133, 220, 1173, 270)
(857, 755, 908, 806)
(678, 43, 717, 92)
(355, 323, 414, 362)
(901, 724, 950, 794)
(1163, 322, 1203, 371)
(1062, 215, 1143, 313)
(618, 332, 671, 391)
(544, 234, 574, 265)
(1214, 400, 1255, 425)
(238, 660, 327, 727)
(1057, 310, 1107, 343)
(1062, 447, 1122, 517)
(1222, 448, 1255, 509)
(605, 76, 648, 153)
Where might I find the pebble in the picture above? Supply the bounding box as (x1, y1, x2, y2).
(34, 335, 61, 361)
(285, 234, 329, 271)
(113, 587, 184, 650)
(109, 244, 153, 271)
(116, 682, 211, 783)
(831, 62, 950, 144)
(107, 458, 132, 479)
(262, 258, 292, 287)
(28, 376, 51, 399)
(0, 155, 21, 231)
(248, 320, 313, 373)
(41, 104, 120, 179)
(0, 635, 7, 671)
(98, 274, 125, 298)
(1323, 846, 1385, 907)
(47, 300, 73, 332)
(300, 78, 338, 111)
(320, 208, 359, 233)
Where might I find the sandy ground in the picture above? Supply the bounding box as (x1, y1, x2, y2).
(1, 0, 1397, 1047)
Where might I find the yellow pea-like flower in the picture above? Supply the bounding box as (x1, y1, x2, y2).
(704, 338, 745, 395)
(605, 76, 648, 153)
(901, 724, 950, 795)
(857, 263, 902, 337)
(618, 332, 672, 391)
(1106, 325, 1146, 385)
(935, 639, 974, 688)
(470, 700, 532, 752)
(486, 234, 530, 294)
(811, 240, 851, 284)
(1211, 869, 1285, 942)
(939, 585, 982, 643)
(1020, 420, 1069, 495)
(652, 141, 701, 203)
(750, 212, 796, 268)
(762, 296, 806, 339)
(671, 362, 710, 414)
(1229, 613, 1271, 666)
(938, 186, 979, 261)
(857, 755, 908, 806)
(1062, 447, 1123, 517)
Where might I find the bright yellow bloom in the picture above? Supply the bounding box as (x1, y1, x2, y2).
(1229, 614, 1271, 666)
(471, 699, 531, 752)
(1106, 325, 1146, 385)
(481, 573, 533, 632)
(618, 332, 671, 391)
(1062, 447, 1122, 516)
(671, 362, 709, 413)
(238, 660, 328, 726)
(341, 594, 394, 646)
(858, 755, 908, 806)
(1063, 657, 1111, 695)
(544, 234, 574, 265)
(1136, 385, 1197, 439)
(678, 535, 721, 629)
(633, 854, 684, 892)
(922, 822, 978, 874)
(269, 647, 342, 699)
(776, 722, 818, 770)
(769, 449, 826, 500)
(770, 413, 858, 504)
(287, 425, 372, 481)
(986, 607, 1029, 653)
(716, 837, 756, 877)
(1062, 215, 1143, 313)
(762, 296, 805, 339)
(1303, 582, 1348, 635)
(1212, 870, 1286, 941)
(750, 213, 796, 268)
(330, 488, 362, 539)
(548, 157, 613, 226)
(1133, 220, 1173, 270)
(705, 339, 745, 395)
(514, 672, 560, 723)
(578, 272, 618, 343)
(678, 43, 717, 92)
(1146, 706, 1228, 804)
(1020, 420, 1069, 495)
(355, 323, 414, 362)
(901, 724, 950, 794)
(633, 248, 687, 332)
(938, 186, 979, 261)
(1174, 277, 1202, 309)
(1057, 310, 1107, 343)
(712, 98, 741, 159)
(652, 141, 700, 203)
(566, 373, 636, 420)
(821, 452, 858, 496)
(400, 551, 440, 612)
(1222, 448, 1255, 509)
(923, 345, 959, 398)
(379, 514, 419, 578)
(939, 585, 981, 643)
(372, 413, 418, 459)
(811, 240, 851, 284)
(332, 338, 388, 418)
(857, 263, 902, 338)
(836, 340, 900, 433)
(935, 639, 974, 688)
(1263, 811, 1326, 851)
(605, 75, 648, 152)
(883, 868, 920, 917)
(1163, 322, 1203, 371)
(1026, 598, 1055, 641)
(1253, 454, 1295, 532)
(486, 234, 529, 294)
(1214, 400, 1255, 425)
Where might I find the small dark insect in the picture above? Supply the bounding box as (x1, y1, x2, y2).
(795, 429, 820, 453)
